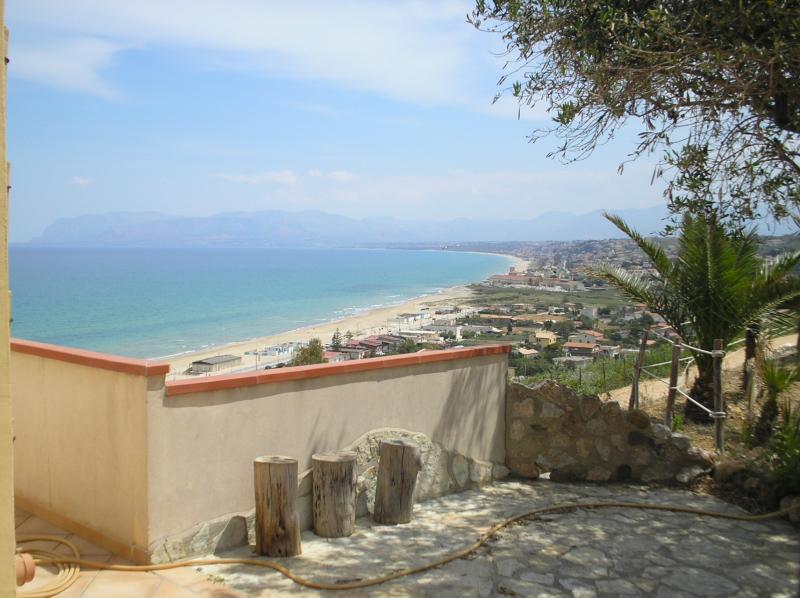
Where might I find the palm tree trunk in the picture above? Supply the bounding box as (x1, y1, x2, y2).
(685, 355, 717, 423)
(742, 324, 759, 393)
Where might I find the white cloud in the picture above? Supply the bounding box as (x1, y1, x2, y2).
(327, 170, 356, 182)
(69, 176, 92, 186)
(8, 0, 487, 107)
(307, 169, 323, 178)
(214, 170, 297, 185)
(11, 37, 121, 99)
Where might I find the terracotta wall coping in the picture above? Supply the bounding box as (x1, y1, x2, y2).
(11, 338, 171, 377)
(166, 344, 511, 397)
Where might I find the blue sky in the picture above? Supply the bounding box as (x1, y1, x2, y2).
(6, 0, 664, 242)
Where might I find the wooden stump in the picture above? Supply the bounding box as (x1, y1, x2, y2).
(373, 439, 422, 525)
(254, 456, 302, 557)
(312, 451, 357, 537)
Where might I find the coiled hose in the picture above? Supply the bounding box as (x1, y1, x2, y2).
(17, 500, 793, 597)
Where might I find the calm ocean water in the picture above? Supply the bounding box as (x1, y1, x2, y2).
(9, 247, 511, 359)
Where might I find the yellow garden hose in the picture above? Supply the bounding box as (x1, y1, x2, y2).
(17, 500, 794, 597)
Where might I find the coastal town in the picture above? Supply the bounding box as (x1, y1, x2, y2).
(175, 244, 674, 395)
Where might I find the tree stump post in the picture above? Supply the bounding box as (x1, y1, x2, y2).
(312, 451, 357, 538)
(254, 456, 301, 557)
(373, 439, 422, 525)
(713, 339, 725, 454)
(629, 328, 649, 410)
(664, 342, 682, 429)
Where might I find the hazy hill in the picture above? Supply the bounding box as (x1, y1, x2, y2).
(23, 205, 705, 247)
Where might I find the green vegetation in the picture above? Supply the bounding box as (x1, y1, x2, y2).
(290, 338, 326, 366)
(770, 400, 800, 496)
(596, 212, 800, 421)
(752, 362, 799, 447)
(515, 342, 673, 396)
(395, 338, 419, 354)
(467, 284, 628, 308)
(471, 0, 800, 227)
(331, 328, 342, 351)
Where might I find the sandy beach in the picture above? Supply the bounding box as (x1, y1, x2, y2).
(164, 252, 527, 379)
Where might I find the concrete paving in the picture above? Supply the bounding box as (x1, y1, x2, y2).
(202, 480, 800, 597)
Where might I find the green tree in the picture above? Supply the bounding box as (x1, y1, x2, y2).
(553, 320, 575, 337)
(291, 338, 326, 366)
(396, 338, 418, 354)
(595, 211, 800, 421)
(540, 343, 562, 361)
(331, 328, 342, 351)
(471, 1, 800, 228)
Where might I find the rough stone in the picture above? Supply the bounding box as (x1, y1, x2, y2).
(451, 454, 470, 488)
(541, 401, 565, 419)
(676, 466, 707, 484)
(213, 516, 248, 554)
(506, 458, 540, 479)
(650, 423, 671, 442)
(575, 438, 593, 459)
(670, 433, 692, 451)
(492, 464, 510, 480)
(506, 381, 713, 486)
(469, 459, 494, 485)
(601, 400, 623, 417)
(585, 418, 608, 436)
(780, 495, 800, 524)
(627, 409, 652, 429)
(596, 579, 640, 595)
(510, 420, 527, 442)
(586, 467, 612, 482)
(579, 395, 603, 421)
(511, 398, 535, 419)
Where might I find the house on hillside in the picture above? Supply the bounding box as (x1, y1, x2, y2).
(562, 342, 600, 358)
(568, 330, 607, 345)
(534, 330, 559, 348)
(324, 351, 347, 363)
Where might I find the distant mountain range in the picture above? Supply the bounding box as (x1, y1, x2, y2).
(21, 206, 793, 247)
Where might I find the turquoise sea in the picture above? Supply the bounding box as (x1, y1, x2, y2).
(9, 247, 511, 359)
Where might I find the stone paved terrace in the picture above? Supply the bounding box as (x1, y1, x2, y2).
(201, 480, 800, 597)
(15, 479, 800, 597)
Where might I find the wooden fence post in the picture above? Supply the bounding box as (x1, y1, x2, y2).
(629, 328, 649, 410)
(713, 339, 725, 454)
(312, 451, 357, 538)
(664, 342, 682, 429)
(745, 360, 757, 414)
(254, 456, 302, 557)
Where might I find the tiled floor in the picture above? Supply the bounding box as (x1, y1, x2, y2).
(15, 508, 244, 597)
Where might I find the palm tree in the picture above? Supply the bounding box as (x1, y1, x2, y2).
(751, 361, 799, 446)
(595, 211, 800, 422)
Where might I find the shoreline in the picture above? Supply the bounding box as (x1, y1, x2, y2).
(164, 251, 526, 378)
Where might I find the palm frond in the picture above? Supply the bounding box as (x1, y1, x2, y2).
(603, 212, 673, 279)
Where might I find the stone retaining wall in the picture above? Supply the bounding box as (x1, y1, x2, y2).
(506, 380, 713, 483)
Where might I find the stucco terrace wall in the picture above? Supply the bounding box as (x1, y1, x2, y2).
(11, 339, 169, 563)
(11, 340, 509, 563)
(150, 346, 509, 561)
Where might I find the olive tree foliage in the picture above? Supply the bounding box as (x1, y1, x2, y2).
(470, 1, 800, 228)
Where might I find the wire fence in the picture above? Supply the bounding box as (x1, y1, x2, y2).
(630, 323, 798, 454)
(630, 328, 726, 453)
